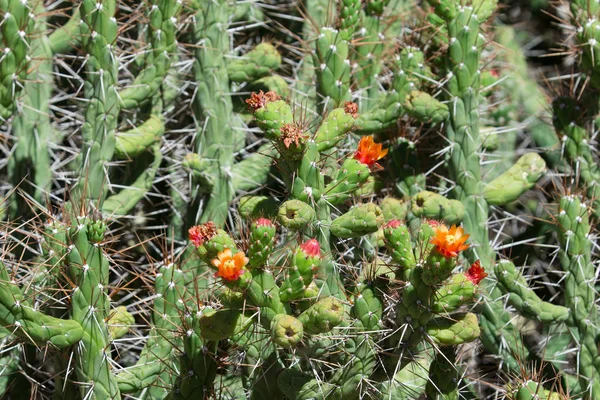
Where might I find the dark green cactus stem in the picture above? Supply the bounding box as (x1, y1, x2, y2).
(437, 2, 525, 371)
(116, 260, 186, 397)
(8, 3, 52, 217)
(426, 346, 458, 400)
(119, 0, 182, 110)
(556, 195, 600, 396)
(71, 0, 119, 207)
(191, 0, 235, 226)
(0, 0, 33, 119)
(65, 217, 120, 397)
(313, 27, 351, 108)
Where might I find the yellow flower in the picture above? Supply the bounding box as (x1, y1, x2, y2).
(430, 224, 470, 258)
(211, 248, 248, 281)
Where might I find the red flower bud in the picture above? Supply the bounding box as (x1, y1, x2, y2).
(255, 218, 274, 226)
(300, 239, 321, 258)
(384, 220, 402, 229)
(465, 260, 487, 285)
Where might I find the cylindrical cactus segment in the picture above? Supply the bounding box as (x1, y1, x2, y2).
(425, 312, 481, 345)
(383, 220, 417, 270)
(280, 240, 321, 302)
(270, 314, 303, 348)
(330, 203, 384, 238)
(247, 218, 276, 268)
(411, 191, 465, 224)
(313, 27, 351, 107)
(298, 297, 345, 335)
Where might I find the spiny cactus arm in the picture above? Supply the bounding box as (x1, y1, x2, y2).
(313, 27, 351, 108)
(230, 144, 276, 192)
(8, 4, 53, 216)
(227, 43, 282, 83)
(571, 1, 600, 89)
(351, 283, 383, 331)
(403, 91, 450, 125)
(425, 313, 480, 346)
(482, 153, 546, 206)
(510, 380, 561, 400)
(116, 260, 186, 395)
(431, 273, 476, 314)
(118, 0, 182, 110)
(322, 158, 370, 205)
(494, 260, 569, 323)
(245, 270, 286, 328)
(383, 220, 417, 271)
(102, 143, 163, 216)
(66, 219, 120, 398)
(410, 191, 465, 225)
(556, 195, 600, 396)
(48, 7, 81, 54)
(191, 0, 235, 227)
(425, 346, 458, 400)
(297, 297, 344, 335)
(0, 0, 33, 119)
(279, 242, 320, 302)
(113, 115, 165, 159)
(436, 2, 526, 371)
(72, 0, 119, 206)
(0, 261, 83, 347)
(330, 203, 384, 239)
(314, 106, 356, 152)
(374, 359, 429, 399)
(339, 0, 361, 40)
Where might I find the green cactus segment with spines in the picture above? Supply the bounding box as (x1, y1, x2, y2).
(253, 99, 294, 140)
(73, 0, 119, 205)
(351, 284, 383, 330)
(556, 195, 600, 396)
(383, 221, 417, 270)
(0, 0, 33, 119)
(411, 191, 465, 224)
(323, 158, 370, 204)
(231, 144, 276, 192)
(552, 97, 600, 216)
(426, 347, 458, 400)
(356, 47, 427, 133)
(48, 7, 81, 53)
(0, 261, 83, 347)
(380, 197, 409, 221)
(330, 203, 383, 238)
(227, 43, 282, 83)
(298, 297, 344, 335)
(314, 107, 356, 151)
(239, 195, 279, 219)
(199, 308, 241, 341)
(366, 0, 391, 15)
(395, 268, 433, 345)
(314, 27, 351, 107)
(66, 218, 120, 398)
(426, 313, 480, 345)
(8, 4, 52, 215)
(512, 381, 561, 400)
(116, 260, 186, 396)
(270, 314, 303, 348)
(245, 270, 286, 327)
(107, 306, 134, 340)
(571, 2, 600, 88)
(403, 91, 449, 124)
(182, 152, 214, 190)
(339, 0, 361, 39)
(278, 200, 316, 231)
(113, 115, 165, 159)
(353, 13, 385, 111)
(483, 153, 546, 206)
(431, 273, 476, 314)
(280, 246, 321, 302)
(119, 0, 182, 109)
(247, 219, 276, 268)
(191, 0, 235, 226)
(495, 261, 569, 323)
(196, 229, 237, 262)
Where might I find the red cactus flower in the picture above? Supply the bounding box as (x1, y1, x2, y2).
(300, 239, 321, 258)
(430, 224, 470, 258)
(245, 90, 280, 112)
(212, 248, 249, 281)
(465, 260, 487, 285)
(384, 220, 402, 229)
(188, 222, 217, 247)
(344, 101, 359, 118)
(354, 136, 388, 168)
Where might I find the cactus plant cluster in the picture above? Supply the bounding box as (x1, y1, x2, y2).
(1, 0, 600, 398)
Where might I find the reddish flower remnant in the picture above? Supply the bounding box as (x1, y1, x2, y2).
(280, 123, 307, 149)
(384, 220, 402, 229)
(245, 90, 281, 112)
(465, 260, 487, 285)
(188, 222, 217, 247)
(344, 101, 359, 118)
(255, 218, 274, 226)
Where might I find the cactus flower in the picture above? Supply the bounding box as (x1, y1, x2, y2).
(354, 136, 388, 167)
(188, 222, 217, 247)
(300, 239, 321, 258)
(384, 219, 402, 229)
(255, 217, 273, 226)
(430, 224, 470, 258)
(245, 90, 281, 112)
(212, 248, 249, 281)
(465, 260, 487, 284)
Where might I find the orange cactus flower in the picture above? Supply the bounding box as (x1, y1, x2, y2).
(430, 224, 470, 258)
(353, 136, 388, 168)
(212, 248, 249, 281)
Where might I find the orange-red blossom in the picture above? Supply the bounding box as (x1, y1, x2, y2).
(212, 248, 249, 281)
(354, 136, 388, 168)
(430, 224, 470, 258)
